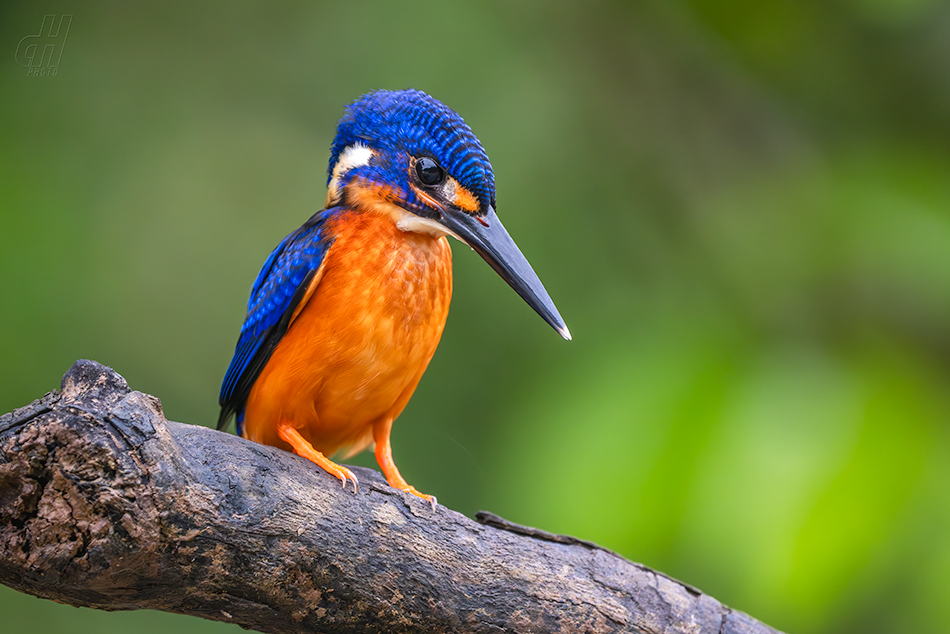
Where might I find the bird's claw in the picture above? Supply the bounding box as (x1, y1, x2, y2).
(339, 468, 359, 494)
(326, 463, 359, 493)
(401, 485, 437, 509)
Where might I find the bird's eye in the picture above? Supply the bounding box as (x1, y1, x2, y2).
(415, 157, 446, 187)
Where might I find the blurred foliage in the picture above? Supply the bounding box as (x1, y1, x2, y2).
(2, 1, 950, 632)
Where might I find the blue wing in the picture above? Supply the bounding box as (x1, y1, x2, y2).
(217, 208, 337, 431)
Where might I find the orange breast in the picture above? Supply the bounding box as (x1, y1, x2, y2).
(242, 209, 453, 458)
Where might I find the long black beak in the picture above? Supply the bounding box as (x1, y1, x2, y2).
(438, 205, 571, 340)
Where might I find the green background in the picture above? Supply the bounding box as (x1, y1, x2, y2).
(3, 2, 950, 632)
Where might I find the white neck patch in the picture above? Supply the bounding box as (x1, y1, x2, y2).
(327, 143, 374, 202)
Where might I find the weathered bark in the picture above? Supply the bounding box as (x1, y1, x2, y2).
(0, 360, 782, 634)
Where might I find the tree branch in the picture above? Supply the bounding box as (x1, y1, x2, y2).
(0, 360, 782, 634)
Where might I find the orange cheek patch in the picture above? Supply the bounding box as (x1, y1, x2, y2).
(348, 178, 401, 208)
(449, 178, 480, 214)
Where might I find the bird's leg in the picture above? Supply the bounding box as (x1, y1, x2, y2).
(277, 421, 359, 493)
(373, 418, 437, 507)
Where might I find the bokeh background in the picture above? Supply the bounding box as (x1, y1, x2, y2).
(3, 2, 950, 632)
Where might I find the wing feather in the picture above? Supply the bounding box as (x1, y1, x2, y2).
(217, 209, 336, 431)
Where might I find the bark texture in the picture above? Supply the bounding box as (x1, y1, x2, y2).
(0, 360, 782, 634)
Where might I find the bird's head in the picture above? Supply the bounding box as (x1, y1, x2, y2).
(325, 89, 570, 340)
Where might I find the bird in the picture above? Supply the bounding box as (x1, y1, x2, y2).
(217, 89, 569, 504)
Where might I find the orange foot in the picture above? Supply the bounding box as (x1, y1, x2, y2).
(374, 421, 436, 508)
(277, 421, 359, 493)
(398, 484, 437, 509)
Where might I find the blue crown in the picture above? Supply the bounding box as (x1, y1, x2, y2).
(328, 89, 496, 213)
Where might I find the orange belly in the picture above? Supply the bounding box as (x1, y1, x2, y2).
(242, 209, 453, 457)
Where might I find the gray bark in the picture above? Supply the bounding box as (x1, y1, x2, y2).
(0, 360, 782, 634)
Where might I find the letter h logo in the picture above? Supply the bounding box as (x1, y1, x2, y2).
(16, 15, 72, 76)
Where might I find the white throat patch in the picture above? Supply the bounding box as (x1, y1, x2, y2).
(395, 213, 459, 240)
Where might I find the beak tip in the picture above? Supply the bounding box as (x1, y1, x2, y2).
(556, 323, 572, 341)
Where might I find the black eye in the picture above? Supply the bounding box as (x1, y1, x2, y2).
(415, 157, 446, 187)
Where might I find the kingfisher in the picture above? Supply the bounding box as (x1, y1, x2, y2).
(218, 89, 569, 504)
